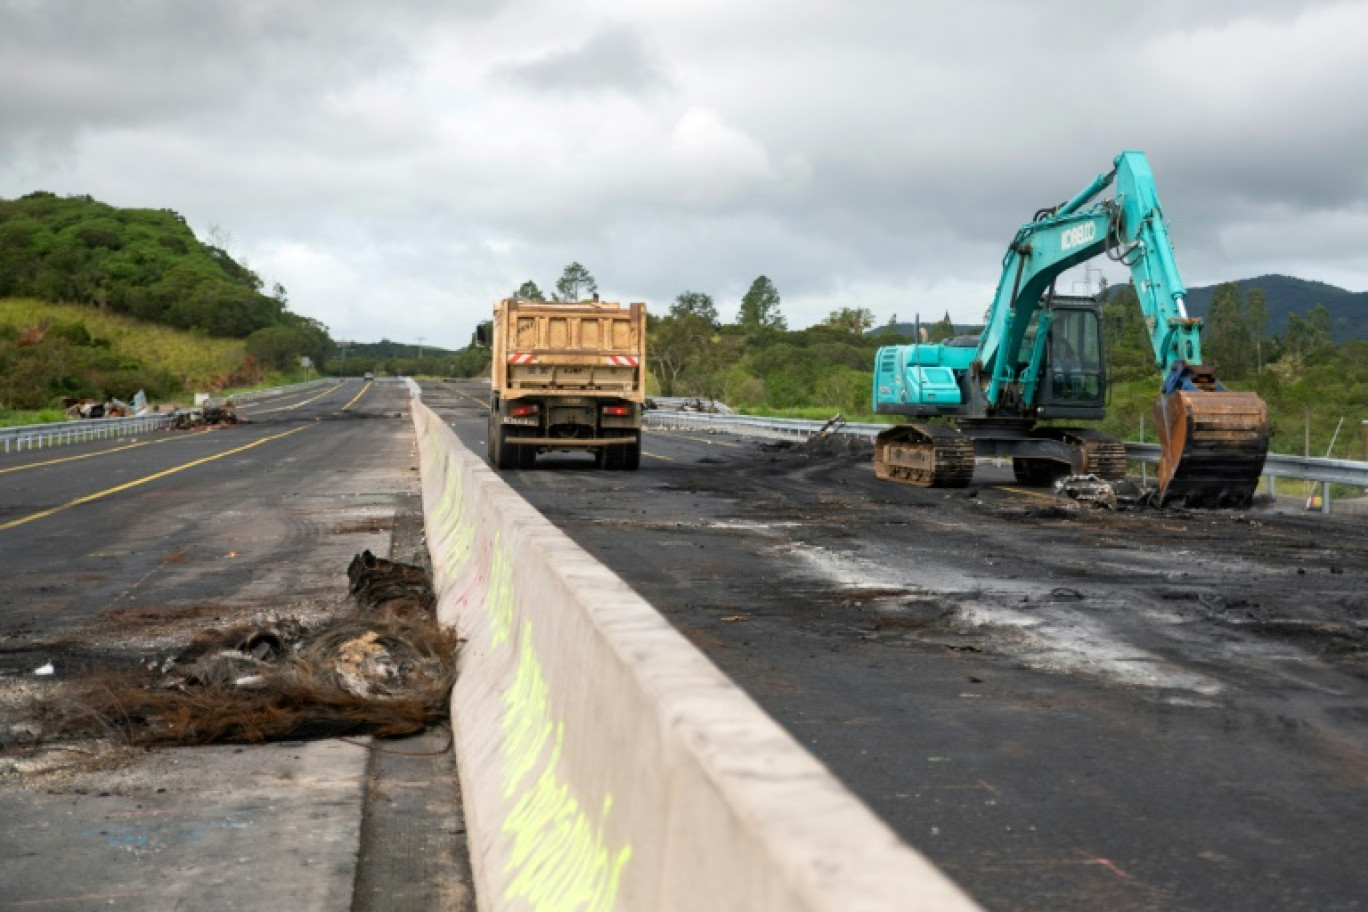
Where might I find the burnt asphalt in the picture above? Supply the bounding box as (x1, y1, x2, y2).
(426, 378, 1368, 912)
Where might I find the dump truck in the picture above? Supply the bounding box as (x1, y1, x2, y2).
(481, 296, 647, 470)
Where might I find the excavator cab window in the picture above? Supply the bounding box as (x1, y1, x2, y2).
(1040, 306, 1105, 412)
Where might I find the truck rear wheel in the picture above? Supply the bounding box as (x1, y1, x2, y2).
(621, 438, 641, 470)
(516, 439, 536, 468)
(595, 444, 620, 470)
(492, 423, 518, 469)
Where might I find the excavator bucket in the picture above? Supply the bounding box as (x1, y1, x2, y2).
(1154, 391, 1269, 508)
(873, 423, 976, 488)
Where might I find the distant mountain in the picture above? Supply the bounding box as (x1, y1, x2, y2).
(1139, 275, 1365, 343)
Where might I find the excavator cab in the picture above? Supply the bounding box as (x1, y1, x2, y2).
(1036, 301, 1106, 418)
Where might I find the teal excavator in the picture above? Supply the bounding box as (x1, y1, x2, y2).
(872, 151, 1269, 507)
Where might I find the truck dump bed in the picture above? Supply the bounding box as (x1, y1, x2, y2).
(492, 298, 646, 401)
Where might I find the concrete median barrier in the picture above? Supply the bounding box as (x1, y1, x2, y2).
(412, 399, 979, 911)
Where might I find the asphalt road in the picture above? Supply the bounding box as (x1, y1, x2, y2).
(0, 379, 469, 911)
(424, 378, 1367, 912)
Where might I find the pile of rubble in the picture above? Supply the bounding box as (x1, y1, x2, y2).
(28, 552, 455, 745)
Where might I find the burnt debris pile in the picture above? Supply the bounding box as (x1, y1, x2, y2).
(31, 552, 456, 746)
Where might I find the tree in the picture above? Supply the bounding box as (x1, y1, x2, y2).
(1204, 282, 1247, 378)
(553, 263, 597, 302)
(926, 311, 955, 343)
(823, 306, 874, 334)
(514, 280, 545, 301)
(670, 291, 718, 325)
(1246, 288, 1268, 373)
(737, 276, 785, 331)
(650, 313, 715, 396)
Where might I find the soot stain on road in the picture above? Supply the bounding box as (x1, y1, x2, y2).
(494, 421, 1368, 911)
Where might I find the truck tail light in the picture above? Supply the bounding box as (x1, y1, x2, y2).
(601, 405, 632, 417)
(509, 403, 540, 417)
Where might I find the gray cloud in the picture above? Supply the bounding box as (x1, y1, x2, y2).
(0, 0, 503, 144)
(491, 24, 671, 97)
(1, 0, 1364, 346)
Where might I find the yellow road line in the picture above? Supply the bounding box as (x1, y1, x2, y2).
(0, 433, 207, 476)
(0, 425, 312, 533)
(995, 485, 1057, 501)
(340, 383, 370, 411)
(644, 451, 675, 462)
(247, 385, 338, 414)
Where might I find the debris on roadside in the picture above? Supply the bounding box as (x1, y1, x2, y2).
(22, 553, 455, 747)
(167, 398, 242, 430)
(1054, 475, 1145, 510)
(61, 397, 131, 420)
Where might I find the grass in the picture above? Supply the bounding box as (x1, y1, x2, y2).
(0, 407, 67, 428)
(0, 298, 248, 389)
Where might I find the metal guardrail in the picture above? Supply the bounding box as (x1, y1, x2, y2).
(1124, 443, 1368, 488)
(0, 379, 346, 455)
(0, 414, 173, 454)
(646, 410, 885, 440)
(646, 411, 1368, 497)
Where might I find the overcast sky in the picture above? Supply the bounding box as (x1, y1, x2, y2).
(3, 0, 1366, 348)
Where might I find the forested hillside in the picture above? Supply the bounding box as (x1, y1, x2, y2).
(0, 192, 334, 412)
(329, 338, 487, 379)
(1137, 275, 1366, 343)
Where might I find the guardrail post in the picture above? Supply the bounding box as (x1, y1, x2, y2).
(1321, 481, 1331, 515)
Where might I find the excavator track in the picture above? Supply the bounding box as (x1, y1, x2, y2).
(1155, 391, 1269, 508)
(1058, 428, 1128, 480)
(1010, 427, 1127, 486)
(873, 423, 976, 488)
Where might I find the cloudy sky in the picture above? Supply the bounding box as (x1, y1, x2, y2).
(3, 0, 1365, 348)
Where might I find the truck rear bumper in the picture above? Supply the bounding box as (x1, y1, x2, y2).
(504, 435, 639, 448)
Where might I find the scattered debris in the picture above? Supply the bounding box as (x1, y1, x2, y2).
(1054, 475, 1145, 509)
(167, 398, 241, 430)
(61, 397, 130, 420)
(22, 553, 455, 747)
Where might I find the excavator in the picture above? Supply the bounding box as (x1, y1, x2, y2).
(871, 151, 1269, 507)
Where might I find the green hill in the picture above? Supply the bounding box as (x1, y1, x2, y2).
(0, 191, 336, 414)
(0, 298, 258, 417)
(0, 192, 286, 336)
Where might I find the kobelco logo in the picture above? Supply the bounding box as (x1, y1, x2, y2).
(1060, 222, 1097, 251)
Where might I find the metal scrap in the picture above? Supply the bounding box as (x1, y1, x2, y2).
(1055, 475, 1145, 509)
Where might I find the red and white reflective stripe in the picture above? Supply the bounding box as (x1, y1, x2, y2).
(604, 355, 639, 367)
(508, 353, 537, 365)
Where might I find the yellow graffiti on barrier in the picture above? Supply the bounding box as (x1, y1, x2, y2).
(423, 430, 632, 910)
(486, 530, 515, 647)
(437, 470, 476, 582)
(500, 626, 632, 911)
